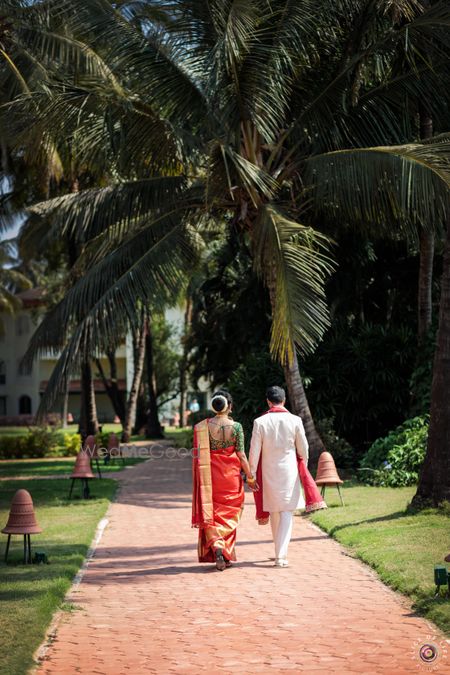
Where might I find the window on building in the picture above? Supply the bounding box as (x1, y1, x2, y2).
(0, 360, 5, 385)
(18, 358, 32, 376)
(16, 315, 30, 336)
(19, 395, 32, 415)
(0, 396, 6, 415)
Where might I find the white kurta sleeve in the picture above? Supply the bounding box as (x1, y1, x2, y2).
(295, 418, 309, 465)
(249, 419, 262, 477)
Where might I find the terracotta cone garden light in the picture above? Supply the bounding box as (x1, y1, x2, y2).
(315, 451, 345, 506)
(83, 434, 102, 478)
(2, 489, 42, 563)
(108, 433, 124, 465)
(69, 450, 95, 499)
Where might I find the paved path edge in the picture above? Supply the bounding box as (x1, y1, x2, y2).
(31, 497, 116, 672)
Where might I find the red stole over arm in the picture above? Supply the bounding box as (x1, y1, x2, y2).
(253, 406, 327, 524)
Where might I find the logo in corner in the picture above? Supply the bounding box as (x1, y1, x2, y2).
(411, 634, 448, 671)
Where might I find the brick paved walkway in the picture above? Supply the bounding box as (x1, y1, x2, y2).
(37, 457, 449, 674)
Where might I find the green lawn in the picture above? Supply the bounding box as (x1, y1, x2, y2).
(0, 478, 117, 675)
(0, 423, 124, 437)
(0, 457, 147, 478)
(0, 424, 191, 446)
(309, 483, 450, 635)
(164, 427, 193, 448)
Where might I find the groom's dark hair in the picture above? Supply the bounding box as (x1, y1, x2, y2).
(266, 385, 285, 404)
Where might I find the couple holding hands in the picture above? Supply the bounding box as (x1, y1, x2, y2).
(192, 386, 327, 570)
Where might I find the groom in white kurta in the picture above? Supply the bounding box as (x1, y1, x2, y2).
(249, 386, 309, 567)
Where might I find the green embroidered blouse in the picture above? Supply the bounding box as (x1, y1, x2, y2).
(209, 421, 245, 452)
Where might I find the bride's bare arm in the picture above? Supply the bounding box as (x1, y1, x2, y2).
(235, 423, 259, 490)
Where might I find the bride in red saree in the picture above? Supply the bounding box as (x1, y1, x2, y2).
(192, 390, 257, 571)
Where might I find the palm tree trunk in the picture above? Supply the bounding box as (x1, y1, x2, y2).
(283, 350, 325, 467)
(78, 360, 99, 440)
(178, 296, 192, 427)
(417, 102, 434, 344)
(133, 383, 147, 434)
(61, 384, 69, 429)
(145, 314, 164, 439)
(413, 219, 450, 506)
(95, 352, 126, 423)
(267, 271, 325, 467)
(418, 231, 434, 343)
(122, 321, 146, 442)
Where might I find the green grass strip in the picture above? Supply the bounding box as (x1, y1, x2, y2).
(0, 457, 146, 477)
(309, 483, 450, 635)
(0, 478, 117, 675)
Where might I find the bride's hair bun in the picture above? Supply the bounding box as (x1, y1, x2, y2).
(211, 394, 228, 412)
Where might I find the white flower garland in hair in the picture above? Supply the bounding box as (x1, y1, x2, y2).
(211, 394, 228, 411)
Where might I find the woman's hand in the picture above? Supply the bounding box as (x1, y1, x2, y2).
(246, 477, 260, 491)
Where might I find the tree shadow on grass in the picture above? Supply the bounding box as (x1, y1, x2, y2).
(0, 542, 92, 607)
(323, 510, 411, 536)
(0, 588, 44, 601)
(0, 478, 117, 508)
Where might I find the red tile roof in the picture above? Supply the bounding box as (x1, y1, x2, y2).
(16, 287, 46, 308)
(39, 379, 127, 393)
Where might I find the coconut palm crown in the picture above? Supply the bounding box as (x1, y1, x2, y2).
(3, 0, 450, 455)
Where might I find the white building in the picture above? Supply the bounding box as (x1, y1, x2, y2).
(0, 288, 133, 423)
(0, 290, 212, 426)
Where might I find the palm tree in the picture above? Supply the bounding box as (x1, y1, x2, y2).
(122, 311, 146, 442)
(413, 216, 450, 505)
(7, 0, 450, 464)
(0, 238, 31, 332)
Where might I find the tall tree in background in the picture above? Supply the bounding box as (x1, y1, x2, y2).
(413, 217, 450, 505)
(78, 360, 98, 438)
(0, 239, 31, 332)
(178, 292, 192, 428)
(122, 313, 146, 442)
(95, 350, 126, 424)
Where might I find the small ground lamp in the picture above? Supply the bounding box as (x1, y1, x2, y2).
(315, 451, 345, 506)
(69, 449, 95, 499)
(2, 489, 42, 564)
(434, 560, 450, 597)
(84, 434, 102, 478)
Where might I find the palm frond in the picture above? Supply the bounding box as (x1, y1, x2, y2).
(304, 141, 450, 236)
(23, 217, 203, 412)
(225, 146, 278, 203)
(253, 204, 334, 364)
(282, 0, 450, 155)
(27, 176, 187, 244)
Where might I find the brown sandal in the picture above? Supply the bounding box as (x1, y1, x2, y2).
(215, 550, 226, 571)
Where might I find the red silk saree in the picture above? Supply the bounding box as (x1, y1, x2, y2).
(192, 419, 245, 562)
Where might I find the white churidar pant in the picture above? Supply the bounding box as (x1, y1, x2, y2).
(270, 511, 293, 560)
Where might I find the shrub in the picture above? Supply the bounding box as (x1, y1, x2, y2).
(303, 322, 417, 454)
(228, 352, 285, 448)
(316, 418, 355, 471)
(0, 436, 24, 459)
(61, 433, 82, 456)
(25, 426, 60, 457)
(95, 431, 111, 452)
(359, 416, 428, 487)
(0, 428, 82, 459)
